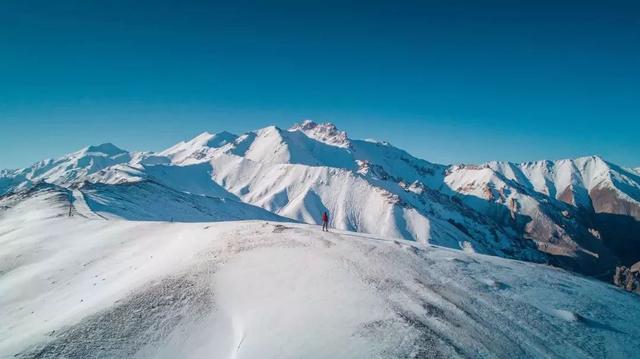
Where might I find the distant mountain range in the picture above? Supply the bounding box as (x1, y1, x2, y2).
(2, 120, 639, 279)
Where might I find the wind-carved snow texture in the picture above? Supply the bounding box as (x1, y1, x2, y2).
(16, 276, 213, 359)
(1, 189, 640, 358)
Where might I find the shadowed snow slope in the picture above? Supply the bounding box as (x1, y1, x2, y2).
(1, 189, 640, 358)
(159, 131, 238, 164)
(0, 183, 287, 224)
(79, 181, 286, 222)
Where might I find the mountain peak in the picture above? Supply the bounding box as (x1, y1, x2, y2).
(291, 119, 320, 130)
(192, 131, 214, 140)
(203, 131, 238, 148)
(159, 131, 238, 164)
(289, 120, 350, 147)
(189, 131, 237, 147)
(574, 154, 606, 163)
(81, 143, 127, 156)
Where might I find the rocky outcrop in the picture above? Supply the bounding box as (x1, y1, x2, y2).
(613, 261, 640, 294)
(290, 120, 351, 148)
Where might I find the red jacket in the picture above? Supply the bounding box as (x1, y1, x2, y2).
(322, 212, 328, 222)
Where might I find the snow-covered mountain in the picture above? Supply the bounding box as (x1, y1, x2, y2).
(1, 189, 639, 358)
(446, 156, 640, 276)
(1, 120, 639, 278)
(0, 143, 169, 195)
(158, 131, 238, 164)
(1, 181, 285, 224)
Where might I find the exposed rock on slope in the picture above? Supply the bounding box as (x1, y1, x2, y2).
(613, 261, 640, 294)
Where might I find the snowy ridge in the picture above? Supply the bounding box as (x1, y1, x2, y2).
(445, 156, 640, 275)
(289, 120, 351, 147)
(0, 192, 639, 358)
(159, 131, 238, 165)
(0, 181, 284, 224)
(0, 143, 174, 195)
(206, 152, 541, 263)
(80, 181, 285, 222)
(1, 122, 639, 278)
(482, 155, 640, 209)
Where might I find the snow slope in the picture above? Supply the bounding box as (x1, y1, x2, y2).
(87, 162, 236, 200)
(150, 122, 544, 265)
(164, 122, 638, 275)
(1, 182, 286, 225)
(0, 143, 169, 196)
(206, 153, 542, 263)
(446, 156, 640, 275)
(1, 121, 639, 278)
(480, 156, 640, 215)
(159, 131, 238, 165)
(79, 181, 286, 222)
(1, 189, 640, 358)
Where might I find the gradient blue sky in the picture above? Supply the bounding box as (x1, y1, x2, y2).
(1, 0, 639, 169)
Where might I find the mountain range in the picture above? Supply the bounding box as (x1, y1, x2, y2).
(2, 121, 639, 279)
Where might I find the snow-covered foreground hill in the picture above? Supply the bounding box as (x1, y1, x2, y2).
(2, 187, 640, 358)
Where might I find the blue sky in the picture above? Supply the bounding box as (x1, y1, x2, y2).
(1, 0, 638, 169)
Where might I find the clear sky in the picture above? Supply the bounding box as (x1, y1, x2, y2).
(1, 0, 638, 169)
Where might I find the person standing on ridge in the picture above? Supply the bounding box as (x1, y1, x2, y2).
(321, 211, 329, 232)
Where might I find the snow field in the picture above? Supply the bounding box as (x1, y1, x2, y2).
(1, 195, 639, 358)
